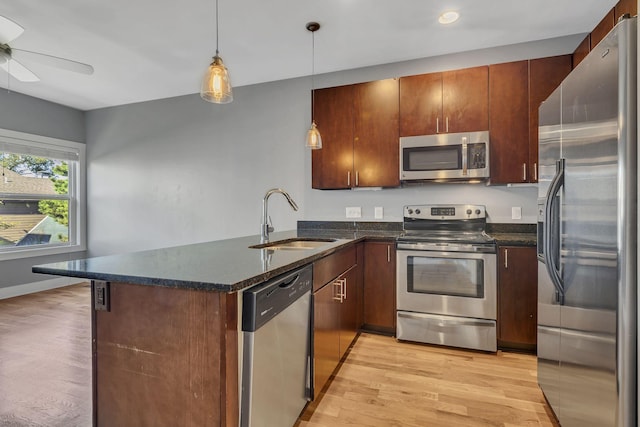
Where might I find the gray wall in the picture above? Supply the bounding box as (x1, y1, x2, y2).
(0, 90, 86, 288)
(86, 35, 582, 257)
(0, 90, 85, 142)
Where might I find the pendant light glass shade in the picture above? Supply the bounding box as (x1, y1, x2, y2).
(200, 0, 233, 104)
(201, 54, 233, 103)
(306, 120, 322, 149)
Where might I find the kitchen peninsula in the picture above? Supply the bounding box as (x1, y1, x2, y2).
(31, 229, 386, 427)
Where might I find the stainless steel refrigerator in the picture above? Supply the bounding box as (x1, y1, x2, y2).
(537, 16, 636, 427)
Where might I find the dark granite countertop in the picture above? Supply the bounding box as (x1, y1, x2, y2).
(32, 228, 400, 293)
(486, 223, 537, 247)
(33, 220, 535, 292)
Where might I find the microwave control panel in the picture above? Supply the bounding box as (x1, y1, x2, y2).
(468, 143, 486, 169)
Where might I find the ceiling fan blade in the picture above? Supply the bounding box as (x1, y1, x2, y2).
(12, 48, 94, 75)
(0, 58, 39, 82)
(0, 15, 24, 44)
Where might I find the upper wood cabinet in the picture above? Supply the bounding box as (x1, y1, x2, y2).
(489, 55, 571, 184)
(399, 66, 488, 137)
(353, 79, 400, 188)
(489, 60, 530, 184)
(312, 79, 399, 189)
(311, 85, 354, 189)
(591, 8, 615, 49)
(615, 0, 637, 20)
(528, 55, 572, 181)
(573, 0, 636, 68)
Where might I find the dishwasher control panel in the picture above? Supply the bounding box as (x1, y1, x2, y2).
(242, 264, 312, 332)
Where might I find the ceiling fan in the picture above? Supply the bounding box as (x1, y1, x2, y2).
(0, 14, 93, 82)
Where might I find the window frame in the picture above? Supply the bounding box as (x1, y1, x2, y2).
(0, 129, 86, 261)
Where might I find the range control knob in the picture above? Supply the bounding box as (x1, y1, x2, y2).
(407, 209, 414, 215)
(415, 209, 421, 214)
(466, 209, 472, 215)
(475, 209, 481, 215)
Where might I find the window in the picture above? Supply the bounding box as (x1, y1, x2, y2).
(0, 129, 85, 260)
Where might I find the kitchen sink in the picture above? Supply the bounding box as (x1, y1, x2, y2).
(249, 238, 337, 250)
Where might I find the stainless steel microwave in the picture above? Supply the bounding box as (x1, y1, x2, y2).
(400, 131, 490, 181)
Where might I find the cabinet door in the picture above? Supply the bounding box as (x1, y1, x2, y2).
(615, 0, 637, 21)
(498, 246, 537, 348)
(353, 79, 400, 187)
(313, 282, 341, 398)
(590, 8, 615, 50)
(339, 266, 359, 357)
(363, 242, 396, 334)
(399, 72, 442, 136)
(442, 66, 489, 133)
(311, 85, 354, 189)
(573, 34, 590, 68)
(529, 55, 572, 182)
(489, 60, 530, 184)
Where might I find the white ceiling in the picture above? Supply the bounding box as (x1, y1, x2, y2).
(1, 0, 617, 111)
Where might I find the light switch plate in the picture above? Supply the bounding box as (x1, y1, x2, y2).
(346, 207, 362, 218)
(374, 207, 384, 219)
(511, 206, 522, 220)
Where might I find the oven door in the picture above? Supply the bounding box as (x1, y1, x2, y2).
(396, 248, 497, 320)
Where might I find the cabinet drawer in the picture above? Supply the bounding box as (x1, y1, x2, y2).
(313, 245, 356, 292)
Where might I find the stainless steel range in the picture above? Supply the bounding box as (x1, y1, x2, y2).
(396, 204, 497, 352)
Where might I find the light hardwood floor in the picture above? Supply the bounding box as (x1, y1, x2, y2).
(298, 334, 559, 427)
(0, 284, 558, 427)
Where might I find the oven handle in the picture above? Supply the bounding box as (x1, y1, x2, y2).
(396, 243, 496, 255)
(397, 312, 495, 328)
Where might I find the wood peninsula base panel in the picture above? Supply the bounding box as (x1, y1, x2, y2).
(92, 282, 239, 427)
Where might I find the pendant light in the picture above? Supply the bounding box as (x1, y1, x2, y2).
(200, 0, 233, 104)
(305, 22, 322, 149)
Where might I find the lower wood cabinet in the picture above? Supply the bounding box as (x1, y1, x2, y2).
(363, 241, 396, 334)
(312, 245, 361, 398)
(497, 246, 538, 350)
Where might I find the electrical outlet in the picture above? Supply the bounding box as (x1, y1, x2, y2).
(346, 207, 362, 218)
(374, 207, 384, 219)
(511, 206, 522, 220)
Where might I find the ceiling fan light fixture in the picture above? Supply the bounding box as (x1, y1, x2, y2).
(201, 53, 233, 103)
(438, 11, 460, 25)
(201, 0, 233, 104)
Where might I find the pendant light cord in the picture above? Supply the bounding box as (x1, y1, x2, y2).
(215, 0, 220, 56)
(311, 29, 315, 121)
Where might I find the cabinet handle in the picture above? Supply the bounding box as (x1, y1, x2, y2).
(534, 162, 538, 181)
(347, 171, 351, 187)
(446, 117, 449, 133)
(355, 171, 359, 187)
(504, 248, 509, 269)
(436, 117, 440, 133)
(522, 163, 527, 181)
(333, 280, 343, 302)
(342, 278, 347, 300)
(387, 245, 391, 263)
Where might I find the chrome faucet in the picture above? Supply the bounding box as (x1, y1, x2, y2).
(261, 188, 299, 242)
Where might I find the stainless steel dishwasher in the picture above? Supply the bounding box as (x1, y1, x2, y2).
(241, 264, 313, 427)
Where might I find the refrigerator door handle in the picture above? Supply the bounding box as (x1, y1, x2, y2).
(543, 158, 565, 304)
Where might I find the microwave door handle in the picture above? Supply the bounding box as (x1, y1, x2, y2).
(461, 137, 468, 176)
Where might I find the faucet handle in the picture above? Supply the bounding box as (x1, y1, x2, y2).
(267, 216, 274, 233)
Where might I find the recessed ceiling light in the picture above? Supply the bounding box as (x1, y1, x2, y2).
(438, 11, 460, 25)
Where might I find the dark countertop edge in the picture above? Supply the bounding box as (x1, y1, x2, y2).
(32, 234, 399, 293)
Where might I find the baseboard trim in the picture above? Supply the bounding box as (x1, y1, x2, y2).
(0, 277, 86, 300)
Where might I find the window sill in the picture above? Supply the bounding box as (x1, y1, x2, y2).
(0, 243, 86, 262)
